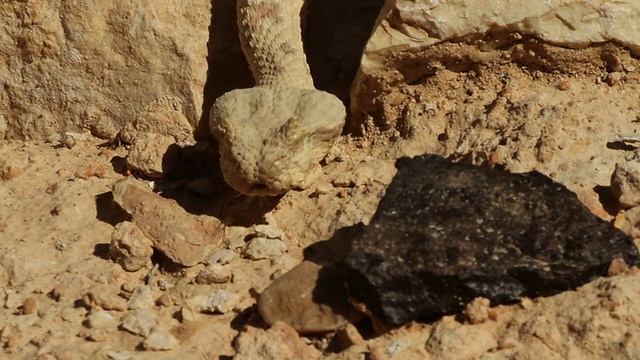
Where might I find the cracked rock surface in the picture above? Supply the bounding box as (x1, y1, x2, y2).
(343, 155, 640, 326)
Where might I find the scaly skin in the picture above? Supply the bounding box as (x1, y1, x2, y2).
(210, 0, 346, 196)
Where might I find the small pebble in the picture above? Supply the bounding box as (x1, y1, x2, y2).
(156, 294, 174, 307)
(242, 238, 287, 260)
(120, 309, 158, 336)
(21, 297, 37, 315)
(186, 290, 239, 314)
(195, 264, 232, 284)
(83, 285, 127, 311)
(608, 258, 629, 277)
(205, 249, 237, 265)
(142, 327, 180, 351)
(254, 224, 285, 239)
(464, 297, 491, 324)
(85, 311, 117, 329)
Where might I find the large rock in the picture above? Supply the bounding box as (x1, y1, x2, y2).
(352, 0, 640, 126)
(342, 155, 640, 326)
(0, 1, 211, 141)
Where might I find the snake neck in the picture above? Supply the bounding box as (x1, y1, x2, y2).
(237, 0, 315, 89)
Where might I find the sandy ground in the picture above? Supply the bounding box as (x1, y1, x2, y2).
(2, 41, 640, 359)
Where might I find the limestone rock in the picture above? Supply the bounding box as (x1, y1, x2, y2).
(109, 222, 154, 272)
(186, 290, 239, 314)
(352, 0, 640, 127)
(234, 321, 320, 360)
(124, 133, 180, 178)
(611, 161, 640, 209)
(111, 178, 224, 267)
(195, 264, 233, 284)
(342, 154, 640, 326)
(362, 0, 640, 72)
(142, 327, 180, 351)
(258, 261, 361, 334)
(0, 2, 209, 141)
(120, 309, 158, 337)
(242, 237, 287, 260)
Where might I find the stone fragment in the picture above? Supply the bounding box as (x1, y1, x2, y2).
(83, 285, 127, 311)
(142, 327, 180, 351)
(611, 162, 640, 208)
(342, 155, 640, 326)
(127, 285, 155, 310)
(120, 309, 158, 337)
(186, 290, 239, 314)
(0, 153, 29, 181)
(242, 238, 287, 260)
(125, 132, 179, 178)
(253, 224, 286, 240)
(258, 261, 361, 334)
(204, 249, 237, 265)
(195, 264, 232, 284)
(234, 321, 319, 360)
(111, 178, 225, 267)
(464, 298, 491, 325)
(156, 294, 174, 307)
(109, 222, 154, 272)
(85, 311, 118, 329)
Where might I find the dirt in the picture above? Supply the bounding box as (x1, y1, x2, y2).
(2, 40, 640, 359)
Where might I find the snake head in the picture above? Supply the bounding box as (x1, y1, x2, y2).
(210, 87, 345, 196)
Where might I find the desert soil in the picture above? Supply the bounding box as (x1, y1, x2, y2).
(2, 36, 640, 360)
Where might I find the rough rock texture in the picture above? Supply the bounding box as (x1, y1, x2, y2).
(111, 178, 225, 266)
(343, 155, 640, 326)
(234, 321, 320, 360)
(109, 221, 154, 272)
(0, 1, 210, 141)
(352, 0, 640, 131)
(210, 0, 346, 195)
(348, 0, 640, 221)
(611, 161, 640, 209)
(258, 261, 360, 334)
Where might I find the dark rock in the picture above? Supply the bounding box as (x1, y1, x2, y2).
(342, 154, 640, 327)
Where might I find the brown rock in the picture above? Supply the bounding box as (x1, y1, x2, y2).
(20, 297, 37, 315)
(234, 321, 319, 360)
(82, 284, 127, 311)
(110, 222, 154, 272)
(111, 178, 224, 267)
(258, 261, 362, 334)
(611, 162, 640, 209)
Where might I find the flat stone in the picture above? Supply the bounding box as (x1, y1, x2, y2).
(112, 178, 225, 267)
(342, 154, 640, 326)
(611, 161, 640, 209)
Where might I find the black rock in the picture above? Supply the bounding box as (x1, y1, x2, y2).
(342, 154, 640, 326)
